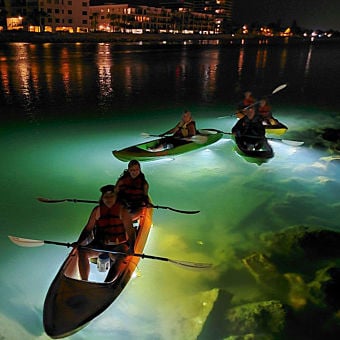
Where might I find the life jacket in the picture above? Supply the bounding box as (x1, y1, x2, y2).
(95, 203, 127, 244)
(174, 120, 196, 137)
(118, 173, 147, 208)
(258, 104, 271, 117)
(238, 115, 265, 137)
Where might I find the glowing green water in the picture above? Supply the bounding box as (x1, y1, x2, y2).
(0, 41, 339, 339)
(1, 105, 339, 339)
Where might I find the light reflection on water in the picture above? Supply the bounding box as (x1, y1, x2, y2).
(0, 41, 339, 339)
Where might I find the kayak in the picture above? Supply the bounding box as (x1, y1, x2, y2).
(233, 135, 274, 160)
(43, 206, 153, 338)
(236, 112, 288, 135)
(112, 129, 223, 162)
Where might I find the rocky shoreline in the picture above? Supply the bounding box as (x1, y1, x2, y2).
(1, 31, 339, 45)
(197, 226, 340, 339)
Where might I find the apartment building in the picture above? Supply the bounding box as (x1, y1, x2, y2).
(39, 0, 89, 32)
(89, 3, 216, 34)
(0, 0, 232, 33)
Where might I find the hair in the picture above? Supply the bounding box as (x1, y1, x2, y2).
(128, 159, 141, 169)
(100, 184, 115, 194)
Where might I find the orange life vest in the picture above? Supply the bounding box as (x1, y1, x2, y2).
(174, 120, 196, 137)
(258, 104, 271, 117)
(95, 203, 127, 244)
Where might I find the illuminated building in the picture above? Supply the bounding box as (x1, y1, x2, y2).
(0, 0, 232, 33)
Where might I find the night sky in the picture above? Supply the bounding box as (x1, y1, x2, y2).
(233, 0, 340, 31)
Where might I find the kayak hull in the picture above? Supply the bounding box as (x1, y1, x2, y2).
(112, 129, 223, 162)
(234, 135, 274, 160)
(43, 206, 153, 339)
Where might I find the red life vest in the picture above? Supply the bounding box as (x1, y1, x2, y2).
(96, 203, 127, 244)
(118, 174, 147, 207)
(258, 104, 271, 117)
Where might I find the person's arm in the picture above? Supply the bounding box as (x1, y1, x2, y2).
(187, 121, 197, 136)
(143, 181, 150, 205)
(76, 206, 99, 246)
(121, 207, 135, 253)
(232, 119, 244, 136)
(159, 123, 179, 136)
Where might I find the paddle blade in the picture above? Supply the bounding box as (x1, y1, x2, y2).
(169, 259, 213, 269)
(191, 135, 208, 144)
(272, 83, 287, 94)
(37, 197, 68, 203)
(8, 236, 45, 247)
(281, 139, 304, 146)
(268, 138, 304, 146)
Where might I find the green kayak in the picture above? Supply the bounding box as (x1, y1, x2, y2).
(113, 129, 223, 162)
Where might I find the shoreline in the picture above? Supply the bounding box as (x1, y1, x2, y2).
(1, 31, 339, 45)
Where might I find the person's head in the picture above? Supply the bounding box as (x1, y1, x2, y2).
(127, 160, 141, 179)
(99, 184, 117, 206)
(244, 91, 252, 98)
(245, 107, 256, 119)
(259, 98, 267, 106)
(182, 110, 192, 123)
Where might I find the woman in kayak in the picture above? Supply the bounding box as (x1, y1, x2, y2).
(238, 91, 256, 110)
(160, 110, 197, 138)
(115, 160, 150, 220)
(149, 110, 197, 151)
(75, 184, 135, 281)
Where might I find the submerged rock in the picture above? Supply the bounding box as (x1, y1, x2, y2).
(225, 300, 286, 337)
(261, 226, 340, 273)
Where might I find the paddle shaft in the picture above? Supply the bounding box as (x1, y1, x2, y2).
(8, 236, 211, 269)
(206, 129, 303, 146)
(243, 83, 287, 111)
(37, 197, 199, 214)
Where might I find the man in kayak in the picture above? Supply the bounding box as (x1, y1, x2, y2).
(232, 107, 266, 150)
(115, 160, 150, 220)
(75, 184, 135, 281)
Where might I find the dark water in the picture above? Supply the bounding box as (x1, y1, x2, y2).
(0, 40, 339, 339)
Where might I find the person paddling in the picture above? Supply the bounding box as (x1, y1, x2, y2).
(75, 185, 135, 281)
(232, 107, 266, 150)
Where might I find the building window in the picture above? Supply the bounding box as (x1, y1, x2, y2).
(56, 18, 60, 23)
(82, 11, 87, 15)
(68, 19, 73, 24)
(82, 2, 87, 6)
(68, 1, 72, 5)
(68, 10, 72, 14)
(82, 20, 87, 24)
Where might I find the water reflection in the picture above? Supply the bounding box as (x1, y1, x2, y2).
(1, 42, 340, 121)
(96, 43, 113, 108)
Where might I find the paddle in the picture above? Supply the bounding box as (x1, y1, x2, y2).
(141, 132, 208, 144)
(218, 83, 288, 119)
(243, 83, 288, 111)
(37, 197, 200, 214)
(8, 236, 212, 269)
(206, 129, 304, 146)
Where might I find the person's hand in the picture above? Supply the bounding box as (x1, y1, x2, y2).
(70, 241, 79, 248)
(126, 243, 135, 255)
